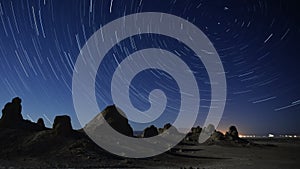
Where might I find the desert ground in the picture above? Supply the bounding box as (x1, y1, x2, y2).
(0, 133, 299, 169)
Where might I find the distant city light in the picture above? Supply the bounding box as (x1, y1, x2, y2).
(239, 134, 299, 138)
(239, 134, 256, 138)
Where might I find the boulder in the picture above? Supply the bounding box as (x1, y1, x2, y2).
(53, 115, 73, 135)
(142, 125, 158, 138)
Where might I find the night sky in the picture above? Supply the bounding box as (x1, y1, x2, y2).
(0, 0, 299, 135)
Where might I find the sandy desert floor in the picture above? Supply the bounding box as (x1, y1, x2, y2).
(126, 138, 299, 169)
(175, 139, 299, 169)
(0, 138, 299, 169)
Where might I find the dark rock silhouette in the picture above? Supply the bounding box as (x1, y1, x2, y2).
(204, 125, 250, 145)
(225, 125, 239, 140)
(183, 125, 216, 144)
(191, 126, 201, 133)
(37, 118, 45, 128)
(102, 105, 133, 137)
(0, 97, 23, 128)
(184, 126, 202, 143)
(53, 115, 73, 135)
(164, 123, 172, 130)
(0, 97, 45, 131)
(85, 105, 134, 137)
(142, 125, 158, 138)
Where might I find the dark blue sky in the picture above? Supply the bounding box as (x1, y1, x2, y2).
(0, 0, 299, 135)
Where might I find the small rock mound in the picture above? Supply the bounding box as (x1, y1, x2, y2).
(142, 125, 158, 138)
(53, 115, 73, 136)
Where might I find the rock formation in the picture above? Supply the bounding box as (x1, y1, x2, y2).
(159, 123, 180, 135)
(184, 124, 216, 143)
(37, 118, 45, 128)
(84, 105, 134, 137)
(210, 131, 225, 142)
(142, 125, 159, 138)
(184, 126, 202, 143)
(53, 115, 73, 135)
(225, 125, 239, 140)
(0, 97, 23, 128)
(102, 105, 134, 136)
(204, 124, 215, 134)
(204, 125, 250, 145)
(191, 126, 201, 134)
(0, 97, 45, 131)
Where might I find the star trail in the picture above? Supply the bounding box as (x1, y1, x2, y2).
(0, 0, 299, 135)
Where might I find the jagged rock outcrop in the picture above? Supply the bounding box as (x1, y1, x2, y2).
(0, 97, 23, 128)
(53, 115, 73, 135)
(142, 125, 159, 138)
(0, 97, 45, 131)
